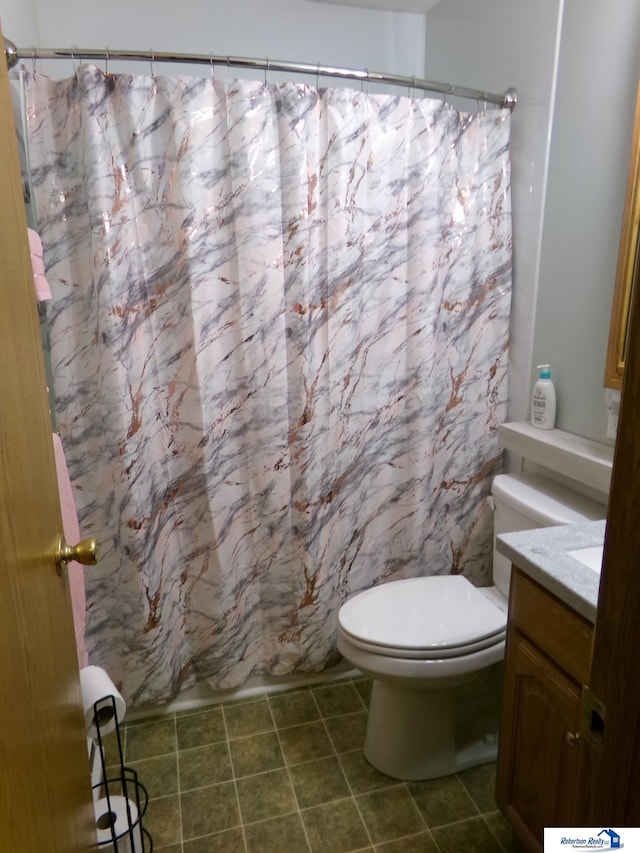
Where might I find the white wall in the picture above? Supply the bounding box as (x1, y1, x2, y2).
(0, 0, 425, 84)
(0, 0, 37, 45)
(425, 0, 563, 433)
(533, 0, 640, 443)
(427, 0, 640, 446)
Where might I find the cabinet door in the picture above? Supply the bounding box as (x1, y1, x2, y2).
(497, 630, 584, 852)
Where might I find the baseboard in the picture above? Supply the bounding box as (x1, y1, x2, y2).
(125, 661, 362, 722)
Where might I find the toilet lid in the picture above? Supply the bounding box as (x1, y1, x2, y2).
(338, 575, 506, 654)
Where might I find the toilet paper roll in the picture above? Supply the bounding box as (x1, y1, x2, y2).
(94, 795, 143, 853)
(80, 666, 126, 738)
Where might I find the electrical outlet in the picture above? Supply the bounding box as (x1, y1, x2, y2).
(605, 388, 621, 441)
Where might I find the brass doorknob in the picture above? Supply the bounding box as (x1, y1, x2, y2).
(55, 534, 99, 576)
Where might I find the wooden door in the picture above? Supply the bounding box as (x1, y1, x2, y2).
(0, 25, 96, 852)
(582, 127, 640, 819)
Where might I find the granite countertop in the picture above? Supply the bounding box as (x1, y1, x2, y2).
(496, 519, 606, 623)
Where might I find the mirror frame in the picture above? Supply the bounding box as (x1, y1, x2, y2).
(605, 79, 640, 390)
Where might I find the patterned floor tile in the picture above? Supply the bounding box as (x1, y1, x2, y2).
(312, 682, 367, 717)
(143, 794, 182, 848)
(244, 812, 311, 852)
(457, 762, 498, 813)
(431, 815, 504, 852)
(229, 730, 284, 778)
(338, 749, 398, 794)
(278, 721, 335, 765)
(289, 756, 351, 808)
(181, 780, 240, 839)
(236, 767, 298, 824)
(483, 811, 520, 852)
(224, 697, 275, 739)
(128, 752, 179, 800)
(179, 741, 233, 790)
(408, 773, 479, 827)
(176, 706, 226, 750)
(374, 831, 439, 852)
(302, 797, 370, 853)
(269, 688, 320, 728)
(356, 784, 426, 844)
(183, 827, 245, 853)
(119, 680, 504, 853)
(125, 717, 176, 762)
(323, 711, 368, 753)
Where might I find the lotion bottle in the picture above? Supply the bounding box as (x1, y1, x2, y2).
(531, 364, 556, 429)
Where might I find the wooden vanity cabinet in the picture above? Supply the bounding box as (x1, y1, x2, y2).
(496, 568, 594, 853)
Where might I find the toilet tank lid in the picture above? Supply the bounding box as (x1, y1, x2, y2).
(491, 473, 606, 525)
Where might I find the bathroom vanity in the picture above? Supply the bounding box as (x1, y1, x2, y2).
(495, 521, 604, 853)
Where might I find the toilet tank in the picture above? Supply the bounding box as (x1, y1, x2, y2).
(491, 473, 606, 598)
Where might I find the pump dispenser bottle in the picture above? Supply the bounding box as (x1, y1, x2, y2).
(531, 364, 556, 429)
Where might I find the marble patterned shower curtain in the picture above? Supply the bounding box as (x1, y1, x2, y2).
(26, 67, 512, 706)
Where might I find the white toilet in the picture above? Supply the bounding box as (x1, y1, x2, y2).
(337, 472, 606, 781)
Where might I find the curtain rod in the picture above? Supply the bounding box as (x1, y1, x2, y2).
(3, 37, 517, 111)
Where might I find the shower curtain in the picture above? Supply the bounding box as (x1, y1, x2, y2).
(26, 67, 512, 706)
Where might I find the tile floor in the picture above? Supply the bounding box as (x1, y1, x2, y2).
(101, 677, 517, 852)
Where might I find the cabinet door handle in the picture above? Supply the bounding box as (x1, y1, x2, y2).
(565, 731, 581, 746)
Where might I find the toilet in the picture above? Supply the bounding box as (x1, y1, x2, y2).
(337, 472, 606, 781)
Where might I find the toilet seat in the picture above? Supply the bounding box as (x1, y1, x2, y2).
(339, 626, 505, 660)
(338, 575, 506, 661)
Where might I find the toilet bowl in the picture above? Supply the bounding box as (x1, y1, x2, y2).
(337, 472, 606, 781)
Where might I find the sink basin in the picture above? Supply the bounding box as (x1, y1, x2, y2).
(567, 545, 603, 573)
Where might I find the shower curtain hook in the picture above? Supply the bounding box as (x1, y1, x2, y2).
(409, 75, 416, 99)
(105, 47, 109, 77)
(316, 61, 320, 90)
(150, 48, 156, 77)
(31, 46, 37, 76)
(70, 45, 79, 81)
(265, 57, 270, 86)
(209, 52, 215, 80)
